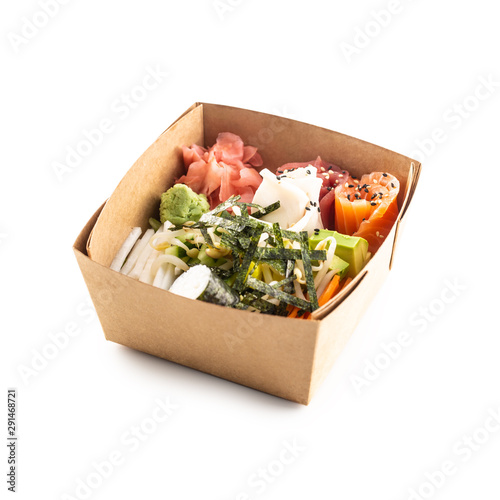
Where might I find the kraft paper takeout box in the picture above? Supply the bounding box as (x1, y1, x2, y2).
(73, 103, 421, 405)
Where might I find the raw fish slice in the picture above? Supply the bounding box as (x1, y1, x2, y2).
(334, 172, 400, 252)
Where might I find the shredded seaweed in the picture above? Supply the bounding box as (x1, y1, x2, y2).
(232, 226, 264, 292)
(255, 248, 326, 261)
(250, 201, 281, 218)
(200, 226, 213, 247)
(240, 295, 279, 315)
(207, 195, 241, 216)
(299, 231, 319, 311)
(246, 277, 314, 311)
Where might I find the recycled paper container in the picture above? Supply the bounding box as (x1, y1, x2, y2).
(73, 103, 421, 405)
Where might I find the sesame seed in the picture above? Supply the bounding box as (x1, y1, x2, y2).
(364, 188, 369, 193)
(391, 182, 395, 188)
(305, 207, 310, 211)
(320, 167, 325, 172)
(383, 173, 388, 177)
(376, 231, 380, 237)
(370, 201, 376, 206)
(347, 194, 351, 201)
(348, 184, 354, 188)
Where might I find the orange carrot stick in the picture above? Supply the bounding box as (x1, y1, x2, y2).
(318, 275, 341, 307)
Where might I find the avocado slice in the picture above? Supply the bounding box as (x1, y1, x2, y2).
(309, 230, 368, 278)
(329, 254, 350, 279)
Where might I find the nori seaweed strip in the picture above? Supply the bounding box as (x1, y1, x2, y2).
(273, 223, 284, 248)
(237, 203, 251, 218)
(219, 232, 243, 254)
(277, 259, 295, 316)
(233, 226, 264, 292)
(285, 259, 295, 288)
(267, 260, 286, 275)
(251, 201, 281, 218)
(255, 248, 327, 260)
(207, 195, 241, 216)
(199, 214, 246, 232)
(299, 231, 319, 311)
(233, 302, 250, 311)
(200, 225, 213, 247)
(240, 295, 278, 315)
(280, 229, 302, 241)
(246, 277, 313, 311)
(273, 223, 292, 315)
(272, 276, 296, 289)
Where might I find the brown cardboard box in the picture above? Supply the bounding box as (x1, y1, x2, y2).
(73, 103, 421, 405)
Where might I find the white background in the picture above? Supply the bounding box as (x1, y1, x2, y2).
(2, 1, 499, 499)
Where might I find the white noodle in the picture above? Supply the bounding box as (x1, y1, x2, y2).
(160, 264, 176, 290)
(120, 228, 155, 275)
(129, 225, 163, 279)
(316, 270, 336, 298)
(294, 279, 306, 301)
(313, 237, 337, 290)
(139, 249, 160, 284)
(150, 254, 189, 276)
(110, 227, 142, 272)
(152, 263, 167, 288)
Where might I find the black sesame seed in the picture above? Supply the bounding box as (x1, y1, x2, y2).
(364, 188, 369, 193)
(318, 207, 321, 212)
(348, 184, 354, 188)
(347, 194, 351, 201)
(371, 194, 377, 200)
(327, 186, 332, 191)
(382, 173, 388, 177)
(370, 201, 376, 206)
(305, 206, 310, 211)
(391, 182, 395, 188)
